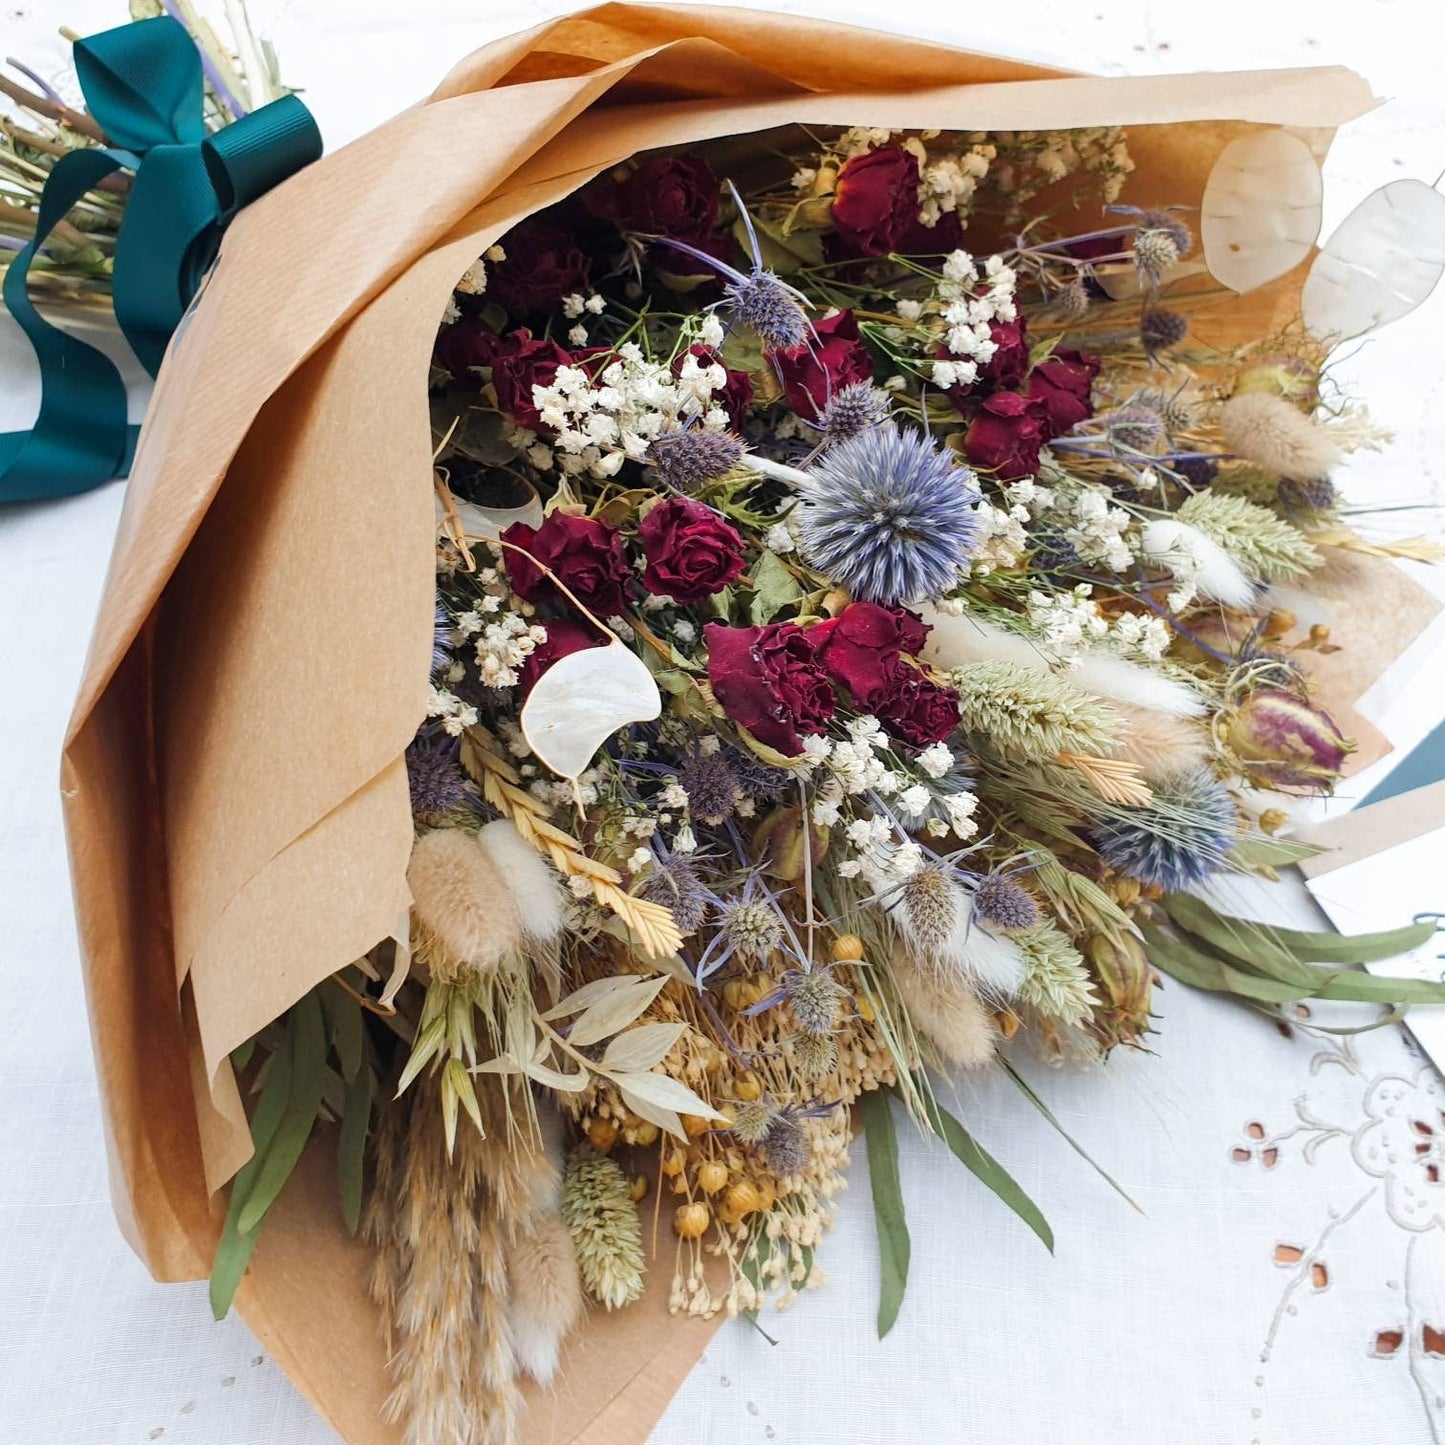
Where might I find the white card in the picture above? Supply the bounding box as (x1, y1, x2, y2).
(1304, 830, 1445, 1068)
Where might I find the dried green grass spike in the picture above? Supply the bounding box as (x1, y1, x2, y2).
(951, 660, 1123, 760)
(1176, 490, 1321, 581)
(560, 1144, 645, 1310)
(1015, 924, 1100, 1027)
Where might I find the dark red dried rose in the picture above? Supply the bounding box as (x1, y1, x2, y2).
(639, 497, 747, 604)
(774, 309, 874, 421)
(831, 145, 922, 258)
(478, 329, 575, 430)
(675, 345, 754, 431)
(487, 220, 591, 315)
(518, 618, 608, 696)
(982, 316, 1030, 390)
(809, 602, 931, 710)
(873, 666, 961, 747)
(704, 621, 836, 756)
(501, 512, 633, 619)
(588, 155, 722, 241)
(1025, 348, 1101, 439)
(963, 390, 1047, 482)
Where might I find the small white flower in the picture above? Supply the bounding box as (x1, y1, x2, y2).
(568, 324, 589, 347)
(483, 243, 507, 263)
(673, 823, 698, 854)
(562, 293, 586, 319)
(917, 742, 954, 779)
(627, 847, 654, 873)
(898, 784, 931, 817)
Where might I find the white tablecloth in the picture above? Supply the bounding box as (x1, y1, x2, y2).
(4, 3, 1444, 1442)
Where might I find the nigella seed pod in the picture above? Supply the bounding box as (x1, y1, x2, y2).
(752, 805, 829, 881)
(1231, 355, 1322, 412)
(1085, 933, 1152, 1047)
(1226, 688, 1353, 792)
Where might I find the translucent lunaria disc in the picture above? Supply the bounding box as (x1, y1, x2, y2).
(1302, 178, 1445, 342)
(1201, 130, 1323, 293)
(521, 638, 662, 783)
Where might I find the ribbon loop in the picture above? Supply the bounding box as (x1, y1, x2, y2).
(0, 16, 321, 505)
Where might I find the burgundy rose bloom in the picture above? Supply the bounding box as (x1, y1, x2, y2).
(964, 390, 1047, 482)
(831, 145, 922, 258)
(1026, 348, 1101, 440)
(639, 498, 747, 604)
(810, 602, 930, 710)
(434, 315, 499, 376)
(675, 345, 754, 431)
(588, 155, 721, 240)
(873, 666, 961, 747)
(983, 317, 1030, 390)
(481, 330, 574, 430)
(501, 512, 633, 619)
(774, 310, 874, 421)
(704, 621, 836, 756)
(518, 619, 607, 697)
(893, 208, 964, 258)
(487, 219, 590, 315)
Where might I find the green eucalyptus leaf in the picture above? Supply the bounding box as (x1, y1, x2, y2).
(236, 992, 328, 1236)
(748, 550, 805, 625)
(919, 1091, 1053, 1253)
(859, 1088, 910, 1339)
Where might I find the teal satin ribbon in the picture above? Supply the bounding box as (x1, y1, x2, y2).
(0, 16, 321, 505)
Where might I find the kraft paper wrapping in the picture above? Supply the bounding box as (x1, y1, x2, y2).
(59, 6, 1380, 1440)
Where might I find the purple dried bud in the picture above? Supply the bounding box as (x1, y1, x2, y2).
(1278, 475, 1338, 511)
(971, 873, 1040, 933)
(407, 735, 469, 822)
(649, 427, 745, 492)
(1139, 308, 1188, 355)
(1226, 688, 1353, 792)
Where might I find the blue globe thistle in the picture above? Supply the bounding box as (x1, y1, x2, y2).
(726, 269, 810, 351)
(649, 426, 744, 492)
(795, 421, 981, 605)
(1092, 768, 1237, 893)
(972, 873, 1040, 933)
(728, 746, 790, 804)
(815, 382, 889, 442)
(678, 748, 744, 826)
(407, 734, 468, 822)
(1140, 308, 1188, 356)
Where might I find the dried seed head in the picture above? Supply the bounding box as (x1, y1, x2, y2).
(639, 854, 711, 937)
(895, 863, 962, 955)
(406, 735, 469, 823)
(678, 748, 744, 826)
(720, 898, 784, 964)
(729, 270, 809, 350)
(1106, 401, 1168, 455)
(1056, 276, 1091, 319)
(793, 1031, 839, 1080)
(673, 1202, 711, 1239)
(815, 382, 890, 441)
(560, 1145, 646, 1311)
(1139, 210, 1193, 257)
(1278, 474, 1338, 510)
(1134, 226, 1182, 280)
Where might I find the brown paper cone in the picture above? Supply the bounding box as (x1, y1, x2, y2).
(60, 6, 1378, 1438)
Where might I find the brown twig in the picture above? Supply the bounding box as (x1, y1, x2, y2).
(0, 75, 106, 142)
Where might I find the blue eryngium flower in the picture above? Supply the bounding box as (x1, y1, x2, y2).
(795, 421, 981, 605)
(1091, 767, 1237, 893)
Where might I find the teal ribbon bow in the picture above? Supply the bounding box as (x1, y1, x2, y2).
(0, 16, 321, 504)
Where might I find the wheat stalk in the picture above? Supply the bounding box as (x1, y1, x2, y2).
(1057, 750, 1154, 807)
(461, 729, 682, 959)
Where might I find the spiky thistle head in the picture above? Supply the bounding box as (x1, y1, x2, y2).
(1106, 401, 1167, 455)
(649, 426, 744, 492)
(728, 1096, 776, 1146)
(406, 734, 469, 823)
(727, 270, 810, 350)
(815, 382, 890, 442)
(796, 421, 981, 605)
(1140, 308, 1188, 356)
(760, 1109, 812, 1177)
(1134, 224, 1183, 280)
(892, 862, 965, 959)
(560, 1145, 645, 1310)
(639, 854, 711, 936)
(1056, 276, 1091, 319)
(729, 746, 790, 804)
(1091, 766, 1237, 892)
(971, 873, 1040, 933)
(1138, 209, 1193, 257)
(719, 897, 784, 964)
(784, 968, 848, 1036)
(677, 748, 744, 827)
(793, 1031, 838, 1079)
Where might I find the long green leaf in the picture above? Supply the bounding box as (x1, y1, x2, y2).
(1163, 895, 1319, 987)
(338, 1063, 373, 1234)
(1000, 1062, 1142, 1214)
(209, 1044, 293, 1318)
(321, 980, 364, 1083)
(858, 1088, 910, 1338)
(1143, 928, 1312, 1003)
(237, 992, 328, 1236)
(919, 1090, 1052, 1253)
